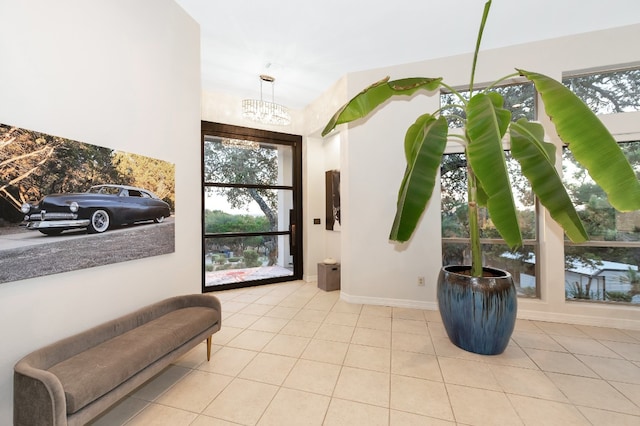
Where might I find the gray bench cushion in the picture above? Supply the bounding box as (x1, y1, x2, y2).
(48, 306, 216, 414)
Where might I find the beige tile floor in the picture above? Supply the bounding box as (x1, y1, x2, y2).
(92, 280, 640, 426)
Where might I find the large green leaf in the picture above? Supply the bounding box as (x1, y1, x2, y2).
(519, 69, 640, 212)
(510, 119, 588, 243)
(476, 182, 489, 207)
(321, 77, 442, 136)
(466, 93, 522, 248)
(390, 114, 448, 242)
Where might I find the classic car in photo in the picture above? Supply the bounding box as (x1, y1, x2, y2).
(21, 184, 171, 235)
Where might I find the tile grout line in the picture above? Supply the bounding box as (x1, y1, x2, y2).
(107, 281, 640, 425)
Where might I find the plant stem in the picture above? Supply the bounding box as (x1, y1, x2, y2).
(467, 151, 483, 276)
(439, 82, 468, 106)
(483, 72, 521, 92)
(466, 0, 492, 277)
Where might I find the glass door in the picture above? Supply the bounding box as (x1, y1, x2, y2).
(201, 122, 302, 291)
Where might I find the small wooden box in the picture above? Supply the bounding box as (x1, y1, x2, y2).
(318, 263, 341, 291)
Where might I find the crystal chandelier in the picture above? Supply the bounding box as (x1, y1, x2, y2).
(242, 75, 291, 126)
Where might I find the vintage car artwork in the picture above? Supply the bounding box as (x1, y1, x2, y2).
(21, 184, 171, 235)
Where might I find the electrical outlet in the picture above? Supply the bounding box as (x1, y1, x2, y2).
(418, 276, 425, 286)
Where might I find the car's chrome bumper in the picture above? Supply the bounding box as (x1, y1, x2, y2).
(24, 219, 90, 230)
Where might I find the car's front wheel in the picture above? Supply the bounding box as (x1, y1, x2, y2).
(88, 209, 110, 233)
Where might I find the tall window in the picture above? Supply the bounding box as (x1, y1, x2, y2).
(440, 82, 538, 297)
(560, 67, 640, 304)
(562, 141, 640, 304)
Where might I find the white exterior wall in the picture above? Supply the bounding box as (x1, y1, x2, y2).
(0, 0, 200, 420)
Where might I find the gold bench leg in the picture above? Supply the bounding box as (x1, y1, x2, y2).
(206, 335, 212, 361)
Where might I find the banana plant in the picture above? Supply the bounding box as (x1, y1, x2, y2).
(322, 0, 640, 278)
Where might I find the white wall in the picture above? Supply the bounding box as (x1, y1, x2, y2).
(339, 76, 443, 308)
(0, 0, 200, 420)
(323, 24, 640, 328)
(303, 77, 348, 282)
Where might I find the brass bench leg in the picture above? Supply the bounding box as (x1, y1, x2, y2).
(206, 335, 212, 361)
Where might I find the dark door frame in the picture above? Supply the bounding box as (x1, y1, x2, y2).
(201, 121, 303, 292)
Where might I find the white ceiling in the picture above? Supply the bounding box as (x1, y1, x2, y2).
(174, 0, 640, 110)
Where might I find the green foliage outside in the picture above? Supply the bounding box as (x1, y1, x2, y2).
(605, 291, 632, 303)
(204, 209, 270, 235)
(203, 139, 279, 232)
(204, 210, 273, 271)
(243, 249, 261, 267)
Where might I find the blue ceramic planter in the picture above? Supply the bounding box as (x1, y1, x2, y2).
(437, 265, 517, 355)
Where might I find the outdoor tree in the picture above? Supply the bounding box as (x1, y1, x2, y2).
(203, 140, 279, 231)
(563, 69, 640, 114)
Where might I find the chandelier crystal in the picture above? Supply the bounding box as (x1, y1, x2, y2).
(242, 75, 291, 126)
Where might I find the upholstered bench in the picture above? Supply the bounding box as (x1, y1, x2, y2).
(14, 294, 221, 426)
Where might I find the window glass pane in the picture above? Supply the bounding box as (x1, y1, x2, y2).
(442, 242, 537, 297)
(203, 136, 293, 186)
(565, 246, 640, 304)
(563, 140, 640, 305)
(204, 235, 294, 287)
(563, 68, 640, 114)
(440, 83, 535, 128)
(204, 188, 292, 233)
(562, 141, 640, 242)
(441, 152, 536, 240)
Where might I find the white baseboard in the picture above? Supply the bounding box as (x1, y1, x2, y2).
(339, 291, 640, 331)
(340, 291, 438, 311)
(516, 308, 640, 331)
(303, 274, 317, 283)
